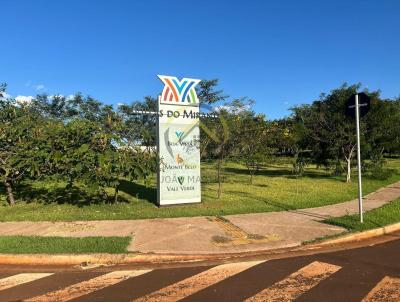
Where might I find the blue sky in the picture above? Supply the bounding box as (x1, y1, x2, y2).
(1, 0, 399, 119)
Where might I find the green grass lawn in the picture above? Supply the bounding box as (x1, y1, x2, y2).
(0, 159, 399, 221)
(0, 236, 131, 254)
(324, 197, 400, 232)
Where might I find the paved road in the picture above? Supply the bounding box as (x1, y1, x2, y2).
(0, 234, 399, 302)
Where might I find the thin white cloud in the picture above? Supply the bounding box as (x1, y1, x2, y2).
(15, 95, 34, 104)
(48, 94, 64, 99)
(213, 105, 230, 112)
(213, 104, 250, 113)
(25, 81, 46, 91)
(45, 94, 74, 101)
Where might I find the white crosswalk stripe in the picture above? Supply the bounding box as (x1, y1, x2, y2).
(133, 260, 265, 302)
(2, 261, 397, 301)
(362, 276, 400, 302)
(0, 273, 53, 291)
(23, 270, 152, 302)
(245, 261, 342, 302)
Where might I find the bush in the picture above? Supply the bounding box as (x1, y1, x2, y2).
(292, 156, 308, 176)
(364, 160, 395, 180)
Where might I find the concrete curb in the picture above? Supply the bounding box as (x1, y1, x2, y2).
(1, 223, 399, 266)
(313, 222, 400, 246)
(0, 249, 310, 266)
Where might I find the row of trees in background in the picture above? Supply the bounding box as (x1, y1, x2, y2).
(1, 81, 400, 205)
(0, 84, 155, 205)
(197, 82, 400, 196)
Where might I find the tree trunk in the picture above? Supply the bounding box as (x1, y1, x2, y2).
(114, 186, 119, 203)
(66, 177, 74, 202)
(380, 147, 385, 160)
(217, 160, 222, 199)
(346, 158, 352, 183)
(246, 164, 253, 184)
(4, 181, 15, 206)
(344, 146, 355, 183)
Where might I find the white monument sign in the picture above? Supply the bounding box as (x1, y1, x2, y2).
(157, 75, 202, 206)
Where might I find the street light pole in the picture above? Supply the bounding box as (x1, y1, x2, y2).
(355, 93, 364, 223)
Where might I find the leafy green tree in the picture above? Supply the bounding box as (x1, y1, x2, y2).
(118, 96, 158, 151)
(200, 98, 254, 196)
(240, 118, 271, 183)
(200, 110, 233, 198)
(193, 79, 227, 158)
(365, 97, 400, 159)
(267, 119, 294, 156)
(97, 146, 156, 202)
(233, 105, 274, 184)
(26, 94, 155, 204)
(0, 95, 47, 205)
(197, 79, 228, 105)
(194, 79, 231, 197)
(42, 112, 153, 203)
(0, 83, 6, 98)
(291, 84, 364, 182)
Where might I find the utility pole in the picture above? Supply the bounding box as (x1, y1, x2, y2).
(346, 92, 370, 223)
(355, 94, 363, 223)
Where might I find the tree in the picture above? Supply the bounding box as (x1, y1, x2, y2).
(365, 97, 400, 159)
(195, 79, 233, 197)
(197, 79, 228, 105)
(291, 84, 366, 182)
(42, 108, 154, 203)
(268, 119, 295, 156)
(0, 83, 6, 98)
(238, 117, 271, 183)
(231, 99, 274, 184)
(0, 96, 47, 205)
(23, 94, 155, 204)
(200, 110, 233, 198)
(196, 79, 227, 160)
(200, 97, 257, 196)
(118, 96, 158, 152)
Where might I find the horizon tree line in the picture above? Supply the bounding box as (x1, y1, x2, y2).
(1, 81, 399, 205)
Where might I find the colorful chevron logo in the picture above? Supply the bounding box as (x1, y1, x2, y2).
(157, 75, 201, 105)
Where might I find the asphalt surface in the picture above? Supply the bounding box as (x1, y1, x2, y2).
(0, 233, 399, 301)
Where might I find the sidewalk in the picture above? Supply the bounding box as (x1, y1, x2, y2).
(1, 181, 399, 255)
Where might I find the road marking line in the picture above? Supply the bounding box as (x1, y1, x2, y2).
(362, 276, 400, 302)
(133, 260, 265, 302)
(24, 270, 152, 302)
(245, 261, 341, 302)
(0, 273, 53, 291)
